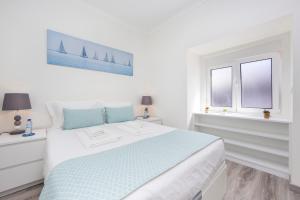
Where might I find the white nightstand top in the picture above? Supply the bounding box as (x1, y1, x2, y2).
(136, 116, 163, 124)
(136, 116, 160, 121)
(0, 129, 47, 146)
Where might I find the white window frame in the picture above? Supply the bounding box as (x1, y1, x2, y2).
(206, 52, 281, 114)
(236, 53, 281, 114)
(206, 64, 236, 112)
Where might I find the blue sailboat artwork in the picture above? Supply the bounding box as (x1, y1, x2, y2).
(104, 53, 109, 62)
(47, 30, 133, 76)
(80, 46, 88, 58)
(58, 40, 67, 54)
(93, 52, 99, 60)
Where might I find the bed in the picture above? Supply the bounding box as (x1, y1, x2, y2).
(40, 101, 226, 200)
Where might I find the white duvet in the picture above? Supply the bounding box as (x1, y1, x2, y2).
(44, 121, 225, 200)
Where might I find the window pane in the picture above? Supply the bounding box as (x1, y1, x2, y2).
(211, 67, 232, 107)
(240, 59, 272, 109)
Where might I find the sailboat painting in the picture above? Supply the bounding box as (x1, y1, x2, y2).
(47, 30, 133, 76)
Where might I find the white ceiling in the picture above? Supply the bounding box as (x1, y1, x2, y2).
(82, 0, 200, 32)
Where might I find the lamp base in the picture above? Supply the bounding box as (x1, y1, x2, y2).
(143, 107, 149, 119)
(9, 129, 25, 135)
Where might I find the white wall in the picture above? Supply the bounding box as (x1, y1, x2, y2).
(0, 0, 147, 131)
(290, 0, 300, 186)
(146, 0, 293, 128)
(186, 51, 201, 129)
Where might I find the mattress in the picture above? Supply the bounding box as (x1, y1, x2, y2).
(44, 121, 225, 200)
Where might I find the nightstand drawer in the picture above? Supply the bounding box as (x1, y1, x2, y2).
(0, 140, 45, 169)
(0, 160, 43, 193)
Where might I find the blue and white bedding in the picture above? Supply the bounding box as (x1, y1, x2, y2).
(42, 121, 225, 200)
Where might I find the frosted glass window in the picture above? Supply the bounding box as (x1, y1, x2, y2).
(211, 67, 232, 107)
(240, 59, 272, 109)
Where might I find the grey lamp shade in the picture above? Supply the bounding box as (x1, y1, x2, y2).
(141, 96, 152, 105)
(2, 93, 32, 111)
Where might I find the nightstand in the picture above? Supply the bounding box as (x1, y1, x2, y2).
(137, 116, 163, 125)
(0, 129, 46, 196)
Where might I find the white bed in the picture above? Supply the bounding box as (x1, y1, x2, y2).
(44, 120, 226, 200)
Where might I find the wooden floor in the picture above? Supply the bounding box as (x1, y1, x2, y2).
(1, 161, 300, 200)
(224, 161, 300, 200)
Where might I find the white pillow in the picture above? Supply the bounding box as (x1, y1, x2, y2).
(102, 102, 132, 108)
(46, 100, 103, 128)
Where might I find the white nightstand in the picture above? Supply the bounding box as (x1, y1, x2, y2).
(137, 116, 163, 125)
(0, 129, 46, 196)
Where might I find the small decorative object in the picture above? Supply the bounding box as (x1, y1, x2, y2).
(47, 30, 133, 76)
(205, 107, 209, 113)
(263, 110, 270, 119)
(141, 96, 152, 119)
(223, 108, 228, 112)
(2, 93, 32, 135)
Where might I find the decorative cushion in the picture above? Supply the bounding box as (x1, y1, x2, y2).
(63, 108, 105, 130)
(105, 106, 135, 123)
(46, 100, 103, 128)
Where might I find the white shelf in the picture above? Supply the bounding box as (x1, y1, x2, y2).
(194, 112, 291, 124)
(193, 111, 290, 178)
(225, 139, 289, 158)
(226, 151, 289, 179)
(194, 122, 288, 141)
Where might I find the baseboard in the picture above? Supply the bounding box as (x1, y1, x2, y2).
(226, 155, 289, 179)
(0, 180, 43, 198)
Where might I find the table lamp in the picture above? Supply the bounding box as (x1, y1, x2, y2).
(2, 93, 32, 135)
(141, 96, 152, 119)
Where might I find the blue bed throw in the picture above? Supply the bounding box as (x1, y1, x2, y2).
(40, 130, 219, 200)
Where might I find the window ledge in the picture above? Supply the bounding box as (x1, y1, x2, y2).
(194, 111, 291, 124)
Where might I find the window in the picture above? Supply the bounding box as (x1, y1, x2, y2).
(206, 53, 280, 113)
(240, 59, 272, 109)
(211, 67, 232, 107)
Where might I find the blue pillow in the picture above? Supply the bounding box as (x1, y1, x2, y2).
(105, 106, 135, 123)
(63, 108, 105, 130)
